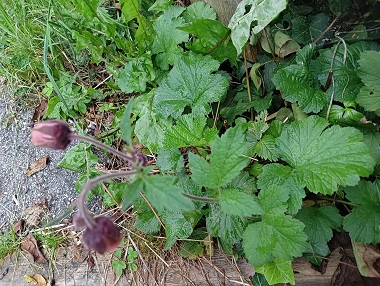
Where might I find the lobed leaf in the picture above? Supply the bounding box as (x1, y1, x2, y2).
(161, 209, 200, 249)
(151, 6, 188, 70)
(343, 181, 380, 243)
(189, 126, 249, 189)
(154, 52, 229, 118)
(207, 204, 247, 245)
(163, 114, 216, 149)
(277, 116, 375, 194)
(243, 214, 308, 267)
(295, 206, 342, 244)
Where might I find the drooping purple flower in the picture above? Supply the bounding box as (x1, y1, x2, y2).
(31, 120, 71, 150)
(81, 216, 122, 254)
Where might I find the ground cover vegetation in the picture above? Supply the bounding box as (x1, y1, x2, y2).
(1, 0, 380, 284)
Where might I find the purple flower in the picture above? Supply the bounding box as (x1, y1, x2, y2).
(31, 120, 71, 150)
(82, 216, 122, 254)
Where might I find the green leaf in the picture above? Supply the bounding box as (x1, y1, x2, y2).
(189, 126, 249, 189)
(134, 199, 161, 234)
(243, 214, 308, 267)
(277, 116, 375, 194)
(258, 186, 289, 215)
(178, 19, 237, 64)
(207, 204, 247, 245)
(102, 181, 126, 207)
(363, 130, 380, 164)
(135, 111, 169, 153)
(119, 0, 139, 22)
(253, 273, 270, 286)
(122, 178, 143, 211)
(58, 143, 98, 172)
(304, 242, 330, 266)
(295, 206, 342, 244)
(119, 99, 134, 146)
(329, 0, 352, 15)
(309, 13, 330, 41)
(151, 6, 188, 70)
(163, 114, 216, 149)
(72, 0, 100, 19)
(148, 0, 173, 12)
(156, 149, 184, 173)
(343, 181, 380, 244)
(112, 260, 126, 277)
(253, 135, 279, 161)
(75, 168, 103, 196)
(258, 164, 305, 215)
(154, 52, 229, 118)
(273, 64, 328, 113)
(219, 189, 263, 217)
(223, 171, 257, 193)
(228, 0, 287, 55)
(72, 30, 104, 64)
(256, 258, 295, 285)
(176, 174, 205, 210)
(316, 42, 379, 102)
(161, 209, 202, 249)
(356, 51, 380, 115)
(291, 16, 310, 45)
(182, 2, 216, 22)
(117, 55, 155, 93)
(179, 239, 205, 258)
(142, 175, 194, 212)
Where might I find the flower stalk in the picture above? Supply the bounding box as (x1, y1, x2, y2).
(31, 120, 141, 254)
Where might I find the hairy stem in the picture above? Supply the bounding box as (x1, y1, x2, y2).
(78, 170, 137, 228)
(69, 133, 136, 163)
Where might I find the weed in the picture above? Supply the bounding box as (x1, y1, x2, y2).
(0, 227, 20, 261)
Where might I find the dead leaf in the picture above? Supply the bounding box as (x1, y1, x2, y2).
(26, 156, 49, 177)
(31, 100, 48, 123)
(23, 198, 49, 226)
(352, 241, 380, 277)
(73, 244, 90, 263)
(24, 274, 47, 286)
(14, 219, 25, 235)
(87, 254, 95, 270)
(20, 233, 47, 264)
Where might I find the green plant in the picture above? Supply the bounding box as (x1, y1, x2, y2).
(0, 227, 21, 260)
(112, 242, 138, 276)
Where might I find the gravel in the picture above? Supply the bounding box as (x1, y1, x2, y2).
(0, 86, 101, 228)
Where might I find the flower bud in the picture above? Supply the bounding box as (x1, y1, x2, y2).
(82, 216, 122, 254)
(31, 120, 71, 150)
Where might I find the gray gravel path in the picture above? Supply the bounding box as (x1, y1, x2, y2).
(0, 86, 98, 228)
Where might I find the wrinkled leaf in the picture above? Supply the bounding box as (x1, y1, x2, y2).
(276, 116, 375, 194)
(154, 52, 229, 118)
(189, 125, 249, 189)
(243, 214, 308, 267)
